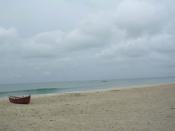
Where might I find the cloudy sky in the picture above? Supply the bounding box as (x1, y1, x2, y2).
(0, 0, 175, 84)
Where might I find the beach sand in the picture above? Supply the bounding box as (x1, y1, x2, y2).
(0, 84, 174, 131)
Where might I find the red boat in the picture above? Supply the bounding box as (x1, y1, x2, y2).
(9, 95, 31, 104)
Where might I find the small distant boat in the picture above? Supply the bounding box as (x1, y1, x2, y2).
(9, 95, 31, 104)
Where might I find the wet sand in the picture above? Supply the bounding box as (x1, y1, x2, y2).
(0, 84, 175, 131)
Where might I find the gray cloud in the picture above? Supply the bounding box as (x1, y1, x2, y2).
(0, 0, 175, 83)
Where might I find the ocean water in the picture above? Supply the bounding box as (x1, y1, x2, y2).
(0, 76, 175, 97)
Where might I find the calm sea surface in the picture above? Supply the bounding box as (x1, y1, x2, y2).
(0, 77, 175, 97)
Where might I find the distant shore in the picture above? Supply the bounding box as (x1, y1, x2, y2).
(0, 84, 175, 131)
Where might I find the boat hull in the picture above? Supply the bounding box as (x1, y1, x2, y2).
(9, 96, 31, 104)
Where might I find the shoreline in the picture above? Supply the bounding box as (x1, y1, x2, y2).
(1, 83, 174, 100)
(32, 83, 169, 98)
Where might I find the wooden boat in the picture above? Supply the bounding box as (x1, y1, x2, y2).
(9, 95, 31, 104)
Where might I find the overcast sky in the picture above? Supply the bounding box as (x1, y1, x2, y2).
(0, 0, 175, 84)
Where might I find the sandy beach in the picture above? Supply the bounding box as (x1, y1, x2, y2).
(0, 84, 174, 131)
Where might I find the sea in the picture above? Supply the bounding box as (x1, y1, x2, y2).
(0, 76, 175, 98)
